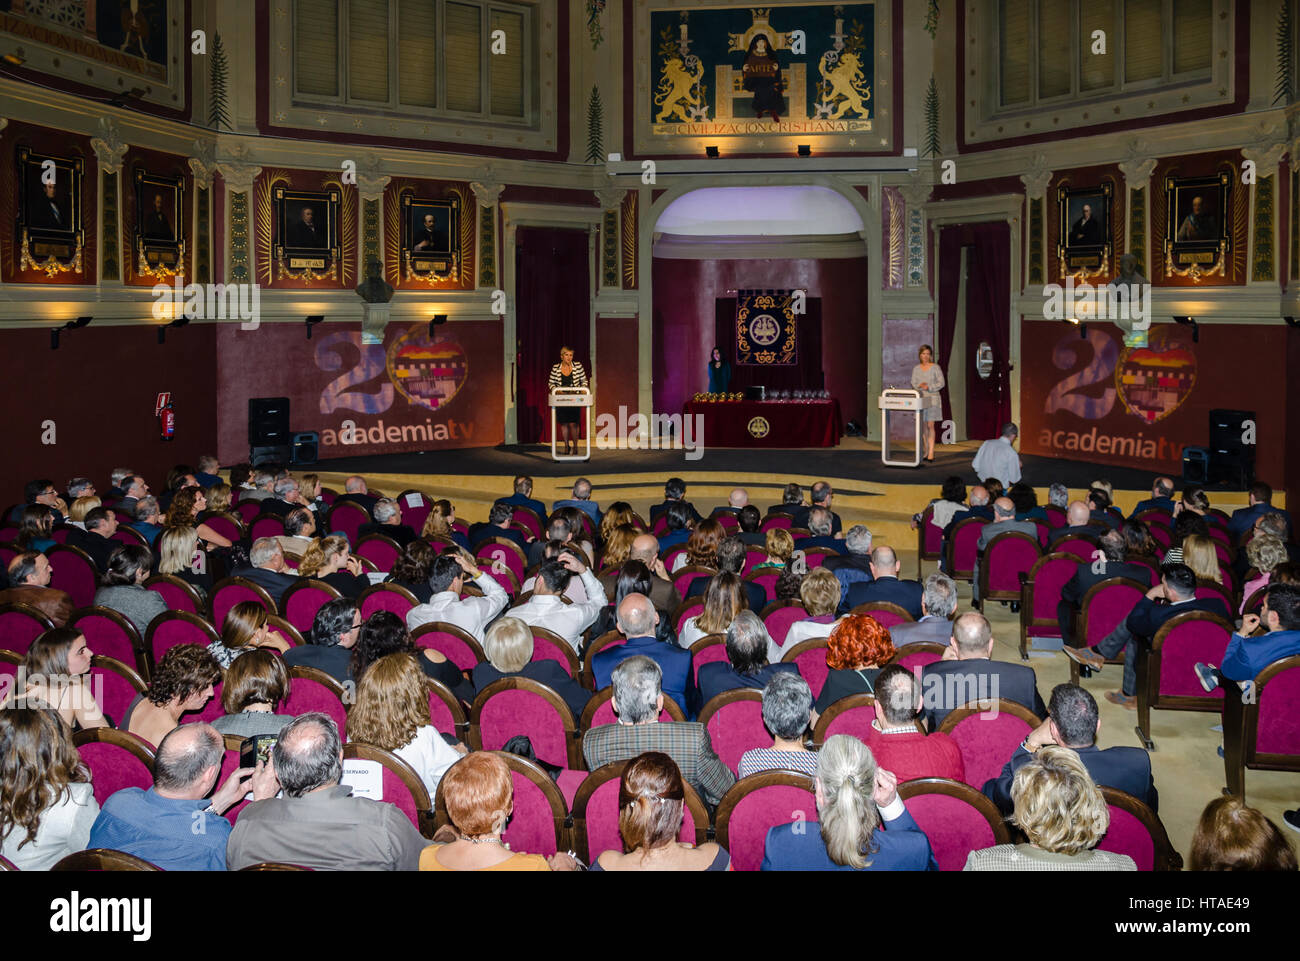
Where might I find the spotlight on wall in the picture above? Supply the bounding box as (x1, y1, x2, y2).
(1064, 316, 1086, 339)
(50, 315, 93, 350)
(1285, 316, 1299, 328)
(305, 314, 324, 339)
(2, 51, 25, 66)
(157, 316, 190, 345)
(1172, 315, 1199, 343)
(428, 314, 448, 338)
(705, 145, 720, 159)
(797, 144, 811, 157)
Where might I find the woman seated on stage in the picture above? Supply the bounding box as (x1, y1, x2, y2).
(421, 499, 470, 552)
(753, 528, 795, 572)
(385, 540, 437, 603)
(547, 346, 589, 457)
(671, 518, 725, 573)
(679, 572, 745, 648)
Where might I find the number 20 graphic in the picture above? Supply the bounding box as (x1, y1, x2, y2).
(1045, 328, 1118, 420)
(316, 331, 395, 415)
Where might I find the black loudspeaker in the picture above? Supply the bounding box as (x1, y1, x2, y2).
(291, 431, 319, 466)
(1207, 408, 1255, 488)
(249, 397, 291, 447)
(1182, 446, 1210, 485)
(250, 445, 292, 468)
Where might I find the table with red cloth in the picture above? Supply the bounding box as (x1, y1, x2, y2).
(681, 398, 843, 448)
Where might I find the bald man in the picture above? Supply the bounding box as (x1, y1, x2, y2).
(973, 497, 1037, 606)
(711, 488, 750, 517)
(845, 545, 924, 618)
(334, 474, 380, 517)
(590, 593, 697, 717)
(601, 532, 682, 613)
(919, 612, 1046, 729)
(1048, 500, 1105, 549)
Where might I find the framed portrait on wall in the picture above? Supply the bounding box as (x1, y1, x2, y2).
(274, 187, 340, 280)
(400, 194, 460, 280)
(16, 146, 84, 273)
(1057, 182, 1112, 279)
(1164, 172, 1230, 280)
(134, 169, 185, 278)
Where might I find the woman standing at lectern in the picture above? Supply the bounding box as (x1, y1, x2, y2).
(548, 346, 589, 456)
(911, 344, 945, 462)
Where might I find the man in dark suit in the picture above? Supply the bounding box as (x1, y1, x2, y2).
(583, 652, 733, 807)
(823, 524, 874, 614)
(1087, 488, 1121, 530)
(982, 683, 1157, 815)
(230, 537, 300, 608)
(411, 211, 447, 252)
(282, 598, 359, 684)
(685, 536, 765, 613)
(1227, 481, 1292, 542)
(527, 515, 576, 570)
(551, 477, 601, 529)
(1047, 500, 1106, 549)
(334, 475, 380, 517)
(359, 498, 419, 548)
(648, 477, 702, 526)
(603, 534, 681, 613)
(287, 206, 327, 248)
(972, 497, 1038, 605)
(656, 501, 694, 552)
(845, 546, 923, 619)
(790, 481, 842, 536)
(920, 612, 1046, 730)
(67, 507, 120, 573)
(1069, 203, 1102, 245)
(143, 193, 173, 241)
(794, 508, 847, 556)
(1065, 563, 1231, 708)
(591, 595, 696, 717)
(1057, 530, 1153, 647)
(258, 478, 308, 518)
(734, 505, 766, 547)
(888, 572, 958, 647)
(468, 501, 528, 554)
(695, 610, 798, 711)
(31, 181, 67, 230)
(16, 478, 69, 525)
(1128, 477, 1176, 519)
(494, 475, 547, 526)
(708, 488, 749, 519)
(0, 551, 73, 626)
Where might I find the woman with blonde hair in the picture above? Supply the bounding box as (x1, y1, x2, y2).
(599, 501, 639, 543)
(421, 498, 470, 551)
(201, 482, 233, 516)
(157, 525, 213, 597)
(593, 752, 730, 871)
(347, 652, 467, 797)
(964, 746, 1136, 870)
(470, 616, 591, 717)
(679, 572, 745, 648)
(298, 534, 369, 598)
(754, 527, 795, 572)
(1188, 795, 1297, 871)
(164, 486, 233, 549)
(672, 518, 725, 574)
(207, 600, 290, 669)
(1241, 533, 1289, 614)
(420, 751, 578, 871)
(599, 523, 638, 572)
(67, 495, 101, 526)
(1181, 533, 1222, 584)
(774, 567, 842, 659)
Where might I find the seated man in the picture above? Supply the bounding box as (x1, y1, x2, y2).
(606, 533, 681, 613)
(888, 572, 958, 647)
(115, 474, 151, 517)
(862, 664, 965, 783)
(794, 508, 847, 555)
(277, 508, 317, 557)
(697, 609, 797, 709)
(405, 553, 509, 642)
(521, 538, 590, 604)
(468, 501, 528, 554)
(823, 524, 873, 614)
(1047, 500, 1105, 549)
(238, 471, 276, 505)
(527, 515, 573, 569)
(845, 546, 924, 619)
(226, 713, 431, 870)
(231, 537, 300, 608)
(195, 455, 223, 489)
(1195, 583, 1300, 694)
(1129, 476, 1177, 519)
(157, 467, 198, 512)
(358, 498, 418, 547)
(1087, 488, 1121, 531)
(551, 477, 601, 528)
(88, 723, 275, 870)
(494, 474, 548, 524)
(66, 477, 96, 502)
(972, 497, 1036, 605)
(106, 467, 135, 502)
(591, 594, 696, 717)
(11, 478, 68, 524)
(1227, 481, 1292, 542)
(1065, 564, 1231, 709)
(283, 598, 359, 683)
(648, 477, 702, 526)
(685, 536, 765, 613)
(259, 477, 307, 517)
(982, 683, 1156, 815)
(333, 475, 380, 516)
(1057, 529, 1153, 647)
(710, 488, 749, 518)
(920, 612, 1046, 729)
(735, 505, 766, 547)
(67, 506, 120, 573)
(582, 655, 733, 807)
(790, 481, 842, 536)
(128, 497, 165, 548)
(656, 501, 695, 551)
(0, 552, 73, 626)
(506, 552, 606, 653)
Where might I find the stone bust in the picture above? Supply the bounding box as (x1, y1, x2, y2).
(355, 257, 394, 303)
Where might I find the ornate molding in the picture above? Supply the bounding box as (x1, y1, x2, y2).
(90, 117, 128, 173)
(188, 138, 217, 189)
(898, 183, 933, 210)
(217, 162, 262, 192)
(1242, 137, 1287, 179)
(594, 187, 627, 211)
(471, 181, 504, 206)
(356, 156, 390, 202)
(1118, 140, 1157, 189)
(1018, 154, 1053, 198)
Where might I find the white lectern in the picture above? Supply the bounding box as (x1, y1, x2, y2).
(879, 388, 923, 467)
(549, 387, 593, 461)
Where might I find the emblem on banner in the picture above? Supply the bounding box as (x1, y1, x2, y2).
(747, 416, 770, 438)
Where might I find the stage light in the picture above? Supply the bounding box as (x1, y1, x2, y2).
(428, 314, 448, 338)
(705, 145, 720, 159)
(305, 314, 324, 339)
(157, 316, 190, 345)
(1172, 315, 1199, 343)
(797, 144, 811, 157)
(50, 315, 93, 350)
(2, 52, 24, 66)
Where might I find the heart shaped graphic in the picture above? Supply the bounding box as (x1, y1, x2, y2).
(1114, 326, 1197, 424)
(385, 324, 469, 412)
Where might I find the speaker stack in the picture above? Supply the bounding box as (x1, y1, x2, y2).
(248, 397, 292, 467)
(1207, 408, 1255, 489)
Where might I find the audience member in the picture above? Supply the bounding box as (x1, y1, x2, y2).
(106, 467, 135, 501)
(193, 455, 222, 488)
(527, 515, 573, 568)
(592, 594, 695, 717)
(790, 481, 842, 535)
(972, 497, 1037, 604)
(128, 496, 164, 546)
(1227, 482, 1291, 542)
(66, 506, 118, 571)
(418, 499, 468, 551)
(123, 644, 223, 748)
(863, 665, 964, 782)
(259, 477, 307, 517)
(384, 540, 436, 603)
(795, 508, 847, 554)
(844, 546, 923, 618)
(211, 650, 295, 738)
(1195, 584, 1300, 694)
(684, 536, 765, 612)
(5, 627, 106, 730)
(496, 474, 548, 522)
(914, 476, 967, 534)
(283, 598, 359, 683)
(679, 571, 744, 649)
(275, 507, 317, 558)
(772, 568, 841, 660)
(404, 552, 509, 640)
(591, 560, 679, 648)
(550, 477, 601, 529)
(1057, 529, 1152, 646)
(888, 572, 958, 647)
(1162, 510, 1210, 565)
(1188, 796, 1297, 871)
(472, 616, 591, 718)
(334, 475, 380, 516)
(209, 601, 291, 669)
(505, 553, 606, 653)
(231, 537, 300, 607)
(357, 497, 419, 548)
(66, 494, 100, 528)
(657, 501, 696, 551)
(1129, 477, 1176, 518)
(158, 465, 198, 512)
(921, 612, 1045, 729)
(671, 518, 725, 573)
(467, 501, 526, 553)
(351, 611, 468, 700)
(649, 477, 701, 525)
(697, 610, 797, 708)
(823, 524, 874, 613)
(116, 474, 150, 516)
(14, 478, 68, 524)
(710, 488, 749, 518)
(738, 672, 817, 777)
(1241, 534, 1289, 614)
(1047, 500, 1102, 549)
(297, 535, 369, 599)
(814, 614, 895, 715)
(91, 544, 166, 635)
(0, 552, 73, 625)
(157, 526, 213, 598)
(735, 505, 765, 547)
(166, 487, 233, 549)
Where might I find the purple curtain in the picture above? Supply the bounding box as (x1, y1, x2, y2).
(964, 223, 1012, 440)
(936, 228, 964, 422)
(714, 297, 824, 392)
(515, 227, 590, 444)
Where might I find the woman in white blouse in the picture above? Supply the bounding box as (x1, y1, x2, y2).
(911, 344, 945, 462)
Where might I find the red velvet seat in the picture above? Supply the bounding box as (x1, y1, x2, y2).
(410, 621, 486, 672)
(281, 579, 341, 634)
(509, 506, 544, 540)
(284, 665, 350, 735)
(469, 677, 581, 769)
(69, 607, 147, 680)
(474, 537, 528, 591)
(672, 564, 717, 599)
(46, 544, 98, 608)
(1097, 786, 1182, 870)
(202, 512, 244, 544)
(937, 699, 1043, 790)
(897, 777, 1011, 871)
(811, 693, 876, 745)
(51, 849, 161, 871)
(714, 770, 816, 871)
(681, 633, 726, 687)
(145, 611, 220, 669)
(1043, 505, 1067, 529)
(110, 527, 148, 549)
(1017, 552, 1077, 659)
(760, 599, 810, 648)
(426, 677, 469, 741)
(1052, 533, 1100, 563)
(699, 688, 769, 777)
(670, 598, 705, 634)
(569, 760, 708, 862)
(945, 517, 987, 582)
(74, 728, 156, 806)
(341, 742, 434, 837)
(265, 615, 303, 648)
(528, 625, 581, 678)
(848, 601, 914, 630)
(88, 655, 148, 730)
(0, 602, 56, 656)
(780, 637, 831, 700)
(917, 504, 943, 563)
(760, 513, 794, 532)
(888, 641, 947, 672)
(143, 574, 205, 617)
(798, 547, 839, 569)
(235, 501, 262, 524)
(976, 532, 1041, 612)
(581, 631, 626, 690)
(743, 548, 767, 575)
(1068, 577, 1147, 684)
(325, 501, 370, 544)
(248, 514, 286, 542)
(745, 569, 781, 603)
(359, 583, 419, 622)
(1221, 654, 1300, 800)
(396, 491, 434, 537)
(1134, 611, 1234, 750)
(355, 533, 403, 573)
(211, 577, 277, 627)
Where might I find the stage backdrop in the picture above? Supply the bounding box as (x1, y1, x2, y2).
(215, 320, 504, 463)
(1020, 321, 1287, 485)
(714, 297, 823, 392)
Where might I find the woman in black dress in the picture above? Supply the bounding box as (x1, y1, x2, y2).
(547, 346, 589, 456)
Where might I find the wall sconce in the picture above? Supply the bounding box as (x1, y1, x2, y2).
(705, 145, 720, 159)
(157, 316, 190, 344)
(797, 144, 811, 157)
(1172, 315, 1199, 343)
(50, 315, 92, 350)
(428, 314, 448, 338)
(305, 315, 324, 339)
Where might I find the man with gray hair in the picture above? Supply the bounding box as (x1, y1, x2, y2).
(791, 481, 842, 535)
(795, 507, 848, 555)
(260, 476, 307, 517)
(582, 655, 734, 807)
(358, 497, 418, 547)
(972, 497, 1037, 607)
(697, 609, 798, 707)
(335, 475, 380, 516)
(552, 476, 601, 527)
(239, 470, 276, 505)
(823, 524, 874, 614)
(888, 571, 958, 647)
(88, 722, 276, 871)
(591, 593, 695, 716)
(226, 713, 432, 870)
(862, 664, 965, 783)
(920, 612, 1046, 729)
(127, 495, 165, 547)
(231, 536, 299, 607)
(971, 422, 1022, 486)
(195, 455, 222, 488)
(845, 545, 924, 619)
(107, 467, 136, 500)
(612, 532, 681, 613)
(66, 476, 96, 501)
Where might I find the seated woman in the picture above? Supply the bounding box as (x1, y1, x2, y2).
(912, 476, 966, 533)
(471, 615, 591, 718)
(385, 539, 437, 603)
(299, 473, 325, 512)
(15, 504, 57, 553)
(198, 482, 233, 519)
(421, 499, 470, 552)
(1121, 520, 1160, 564)
(1160, 511, 1209, 566)
(7, 628, 107, 731)
(1007, 482, 1040, 521)
(697, 610, 796, 708)
(813, 614, 895, 716)
(156, 525, 213, 600)
(298, 535, 370, 599)
(0, 707, 99, 870)
(590, 561, 678, 649)
(739, 672, 817, 777)
(761, 734, 936, 871)
(773, 568, 841, 661)
(753, 528, 794, 573)
(67, 495, 101, 529)
(208, 600, 290, 669)
(211, 650, 296, 739)
(774, 568, 804, 601)
(419, 751, 577, 871)
(1176, 486, 1211, 519)
(599, 502, 639, 544)
(165, 486, 233, 550)
(598, 523, 637, 573)
(553, 506, 596, 565)
(593, 752, 730, 871)
(1188, 796, 1298, 871)
(1241, 534, 1289, 614)
(277, 508, 317, 559)
(965, 746, 1135, 871)
(348, 652, 468, 797)
(350, 610, 470, 702)
(671, 518, 724, 574)
(678, 571, 745, 649)
(123, 644, 223, 748)
(1181, 533, 1223, 586)
(93, 544, 168, 636)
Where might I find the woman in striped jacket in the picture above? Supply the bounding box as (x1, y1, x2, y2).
(547, 346, 589, 455)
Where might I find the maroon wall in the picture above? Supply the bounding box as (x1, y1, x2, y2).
(0, 324, 218, 505)
(596, 316, 640, 423)
(650, 257, 871, 426)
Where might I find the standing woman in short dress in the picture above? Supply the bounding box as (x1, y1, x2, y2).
(911, 344, 945, 462)
(547, 346, 589, 456)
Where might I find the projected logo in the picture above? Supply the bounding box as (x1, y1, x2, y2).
(385, 323, 469, 412)
(1115, 326, 1197, 424)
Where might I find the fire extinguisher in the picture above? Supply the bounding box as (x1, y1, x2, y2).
(159, 400, 176, 441)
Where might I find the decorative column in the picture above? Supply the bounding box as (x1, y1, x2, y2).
(356, 158, 390, 284)
(90, 117, 128, 284)
(216, 161, 262, 285)
(188, 140, 217, 284)
(898, 183, 933, 288)
(470, 180, 503, 288)
(1118, 146, 1157, 278)
(1018, 155, 1053, 287)
(594, 187, 627, 290)
(1241, 137, 1286, 284)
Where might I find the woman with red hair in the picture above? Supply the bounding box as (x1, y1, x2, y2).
(671, 518, 725, 573)
(813, 614, 896, 716)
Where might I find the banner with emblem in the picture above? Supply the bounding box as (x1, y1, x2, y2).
(735, 289, 798, 365)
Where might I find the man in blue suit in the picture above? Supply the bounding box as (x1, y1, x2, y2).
(1195, 583, 1300, 693)
(495, 475, 548, 524)
(920, 612, 1046, 730)
(983, 683, 1157, 815)
(1128, 476, 1176, 519)
(1227, 482, 1291, 542)
(590, 593, 696, 718)
(845, 546, 923, 619)
(551, 477, 601, 528)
